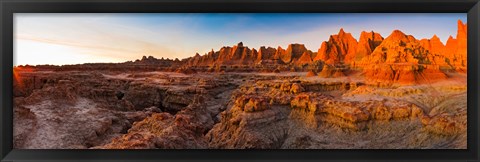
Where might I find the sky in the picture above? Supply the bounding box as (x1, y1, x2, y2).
(14, 13, 467, 66)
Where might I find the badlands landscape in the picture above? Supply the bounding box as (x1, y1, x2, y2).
(13, 20, 467, 149)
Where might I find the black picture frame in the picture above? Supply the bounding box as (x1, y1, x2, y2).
(1, 0, 479, 161)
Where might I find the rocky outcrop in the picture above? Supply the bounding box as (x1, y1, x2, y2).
(96, 95, 214, 149)
(256, 46, 277, 63)
(421, 113, 466, 136)
(314, 28, 358, 65)
(295, 51, 314, 65)
(351, 31, 384, 67)
(12, 69, 236, 149)
(290, 92, 425, 130)
(280, 44, 309, 64)
(456, 20, 468, 67)
(184, 42, 256, 67)
(418, 21, 467, 73)
(318, 64, 345, 78)
(16, 20, 466, 77)
(235, 95, 271, 112)
(13, 68, 467, 149)
(360, 30, 449, 85)
(206, 92, 290, 149)
(419, 35, 449, 67)
(443, 20, 467, 72)
(360, 20, 466, 85)
(13, 84, 157, 149)
(183, 42, 315, 72)
(203, 75, 465, 149)
(361, 30, 420, 65)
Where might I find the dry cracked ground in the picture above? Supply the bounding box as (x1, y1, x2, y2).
(13, 70, 467, 149)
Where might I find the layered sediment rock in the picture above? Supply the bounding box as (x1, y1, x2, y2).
(290, 92, 424, 130)
(207, 89, 290, 149)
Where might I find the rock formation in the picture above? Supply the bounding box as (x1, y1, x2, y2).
(96, 95, 214, 149)
(314, 28, 358, 65)
(280, 44, 309, 64)
(359, 29, 451, 85)
(295, 51, 314, 65)
(176, 20, 467, 81)
(351, 31, 384, 67)
(13, 19, 467, 149)
(443, 20, 468, 72)
(318, 64, 345, 78)
(256, 46, 277, 63)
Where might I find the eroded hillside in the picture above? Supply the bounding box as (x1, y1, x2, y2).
(13, 20, 468, 149)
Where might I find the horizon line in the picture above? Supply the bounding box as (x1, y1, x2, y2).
(14, 23, 466, 67)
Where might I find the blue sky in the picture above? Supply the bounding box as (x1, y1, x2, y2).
(14, 13, 466, 66)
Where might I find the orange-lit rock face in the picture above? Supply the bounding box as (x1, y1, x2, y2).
(423, 35, 446, 55)
(186, 42, 258, 67)
(274, 46, 286, 60)
(419, 35, 449, 66)
(314, 28, 358, 65)
(351, 31, 384, 66)
(358, 26, 469, 85)
(295, 51, 314, 65)
(445, 36, 459, 66)
(281, 44, 309, 64)
(455, 20, 467, 70)
(181, 20, 466, 77)
(362, 30, 420, 65)
(364, 64, 448, 86)
(256, 46, 277, 63)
